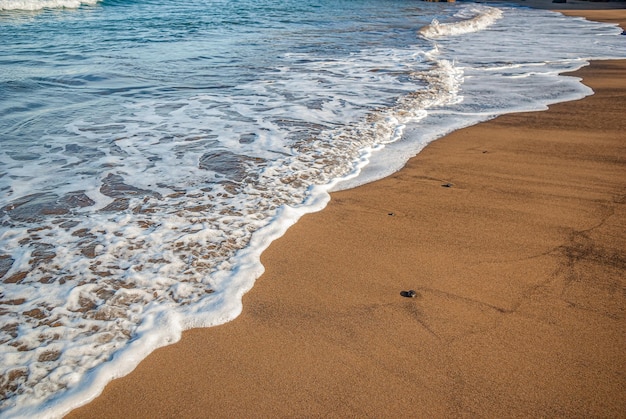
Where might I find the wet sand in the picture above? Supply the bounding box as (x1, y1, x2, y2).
(68, 9, 626, 419)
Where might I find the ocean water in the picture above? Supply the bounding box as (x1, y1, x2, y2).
(0, 0, 624, 416)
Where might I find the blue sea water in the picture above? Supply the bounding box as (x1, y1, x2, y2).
(0, 0, 624, 416)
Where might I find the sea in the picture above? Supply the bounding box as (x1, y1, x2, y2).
(0, 0, 624, 416)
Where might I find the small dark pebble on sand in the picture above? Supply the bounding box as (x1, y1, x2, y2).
(401, 290, 417, 298)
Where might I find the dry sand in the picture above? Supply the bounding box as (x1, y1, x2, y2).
(488, 0, 625, 10)
(68, 9, 626, 419)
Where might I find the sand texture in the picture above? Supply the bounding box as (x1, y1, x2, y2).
(67, 10, 626, 419)
(487, 0, 625, 10)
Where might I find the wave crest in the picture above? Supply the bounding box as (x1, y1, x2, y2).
(418, 6, 503, 39)
(0, 0, 99, 11)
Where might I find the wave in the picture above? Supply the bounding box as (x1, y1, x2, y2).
(0, 56, 465, 419)
(418, 6, 503, 39)
(0, 0, 99, 11)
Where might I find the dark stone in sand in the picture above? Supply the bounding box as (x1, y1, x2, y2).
(441, 183, 453, 188)
(401, 290, 418, 298)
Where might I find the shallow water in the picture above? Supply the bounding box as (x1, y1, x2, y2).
(0, 0, 624, 416)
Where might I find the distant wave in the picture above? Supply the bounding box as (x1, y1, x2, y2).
(0, 0, 99, 11)
(418, 6, 503, 39)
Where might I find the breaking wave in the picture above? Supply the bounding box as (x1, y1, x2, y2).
(418, 5, 503, 39)
(0, 0, 99, 11)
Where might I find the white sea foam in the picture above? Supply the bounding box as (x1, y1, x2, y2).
(0, 0, 98, 10)
(418, 5, 503, 39)
(335, 7, 624, 191)
(0, 37, 462, 418)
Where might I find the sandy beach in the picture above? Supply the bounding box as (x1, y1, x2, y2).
(68, 7, 626, 419)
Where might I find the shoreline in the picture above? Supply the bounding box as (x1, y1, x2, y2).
(67, 8, 626, 419)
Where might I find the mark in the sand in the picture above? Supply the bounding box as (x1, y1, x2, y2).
(401, 290, 418, 298)
(441, 183, 453, 188)
(388, 212, 395, 216)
